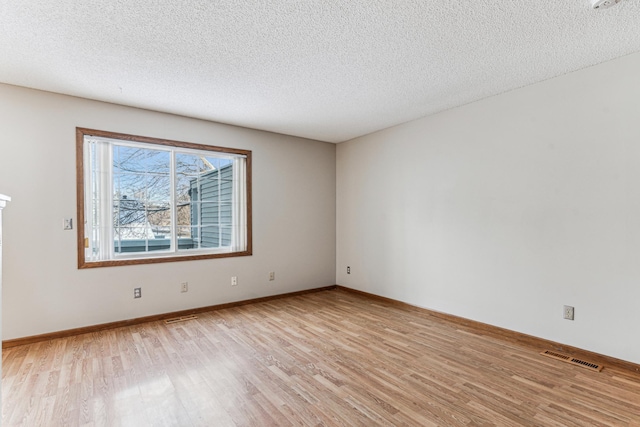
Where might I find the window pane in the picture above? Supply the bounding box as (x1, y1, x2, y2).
(176, 152, 234, 250)
(147, 174, 170, 203)
(219, 202, 232, 226)
(200, 201, 219, 226)
(200, 225, 220, 248)
(147, 202, 171, 237)
(114, 226, 152, 252)
(114, 146, 170, 174)
(114, 197, 147, 228)
(176, 153, 216, 176)
(176, 226, 208, 250)
(219, 160, 233, 181)
(199, 176, 219, 197)
(176, 174, 194, 204)
(114, 173, 147, 202)
(175, 202, 190, 227)
(220, 226, 232, 247)
(113, 145, 171, 254)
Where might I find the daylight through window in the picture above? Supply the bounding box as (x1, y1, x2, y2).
(77, 128, 251, 268)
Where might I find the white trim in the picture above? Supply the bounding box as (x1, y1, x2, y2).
(111, 245, 233, 261)
(169, 150, 177, 253)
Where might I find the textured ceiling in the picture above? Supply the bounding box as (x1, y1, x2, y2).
(1, 1, 640, 143)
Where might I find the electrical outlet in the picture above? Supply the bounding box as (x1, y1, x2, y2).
(134, 287, 142, 299)
(63, 218, 73, 230)
(347, 266, 350, 274)
(269, 272, 275, 281)
(181, 282, 188, 293)
(563, 305, 574, 320)
(231, 276, 238, 286)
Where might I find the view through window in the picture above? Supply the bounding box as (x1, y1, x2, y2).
(76, 128, 251, 268)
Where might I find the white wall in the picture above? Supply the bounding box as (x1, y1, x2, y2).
(337, 52, 640, 364)
(0, 84, 336, 340)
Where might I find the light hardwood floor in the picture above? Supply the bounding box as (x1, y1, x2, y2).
(3, 288, 640, 426)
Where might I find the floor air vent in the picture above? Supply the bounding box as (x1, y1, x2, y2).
(164, 315, 198, 324)
(540, 350, 603, 372)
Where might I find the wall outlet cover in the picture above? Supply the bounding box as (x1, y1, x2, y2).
(563, 305, 574, 320)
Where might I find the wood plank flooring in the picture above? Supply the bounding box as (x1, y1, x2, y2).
(3, 288, 640, 426)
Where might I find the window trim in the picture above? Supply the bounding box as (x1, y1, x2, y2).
(76, 127, 252, 269)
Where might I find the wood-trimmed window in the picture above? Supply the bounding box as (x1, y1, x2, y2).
(76, 128, 252, 268)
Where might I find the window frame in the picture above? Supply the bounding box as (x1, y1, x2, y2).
(76, 127, 252, 269)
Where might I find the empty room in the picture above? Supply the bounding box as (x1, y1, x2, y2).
(1, 0, 640, 426)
